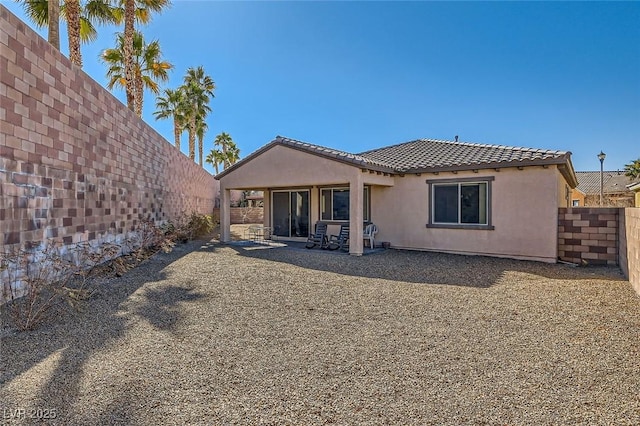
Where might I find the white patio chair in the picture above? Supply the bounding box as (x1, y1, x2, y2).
(363, 223, 378, 249)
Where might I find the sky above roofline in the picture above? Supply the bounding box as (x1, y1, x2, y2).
(2, 1, 638, 175)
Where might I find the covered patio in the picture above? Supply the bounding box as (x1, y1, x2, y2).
(216, 137, 395, 255)
(225, 223, 386, 255)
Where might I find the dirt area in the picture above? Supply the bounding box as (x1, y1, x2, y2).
(1, 239, 639, 425)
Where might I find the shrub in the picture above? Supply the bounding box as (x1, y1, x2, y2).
(164, 212, 217, 243)
(187, 212, 215, 238)
(1, 240, 121, 331)
(0, 213, 217, 331)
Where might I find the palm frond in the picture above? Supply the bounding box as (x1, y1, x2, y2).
(79, 16, 98, 42)
(20, 0, 50, 27)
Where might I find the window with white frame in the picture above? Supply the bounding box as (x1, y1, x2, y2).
(427, 177, 494, 229)
(321, 187, 370, 222)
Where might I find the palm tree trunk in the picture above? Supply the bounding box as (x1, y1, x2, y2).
(188, 117, 196, 160)
(134, 75, 143, 117)
(123, 0, 136, 112)
(222, 144, 228, 168)
(198, 134, 203, 167)
(214, 163, 219, 175)
(48, 0, 60, 50)
(173, 123, 181, 150)
(65, 0, 82, 66)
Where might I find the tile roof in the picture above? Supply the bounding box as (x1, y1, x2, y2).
(359, 138, 571, 173)
(215, 136, 395, 179)
(216, 136, 576, 186)
(274, 136, 394, 171)
(575, 171, 638, 194)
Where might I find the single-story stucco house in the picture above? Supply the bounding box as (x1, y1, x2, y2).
(216, 136, 578, 262)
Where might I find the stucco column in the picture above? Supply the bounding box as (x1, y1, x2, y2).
(310, 186, 319, 227)
(263, 189, 271, 227)
(349, 173, 364, 256)
(220, 186, 231, 243)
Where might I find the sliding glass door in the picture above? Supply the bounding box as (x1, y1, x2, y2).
(272, 190, 310, 238)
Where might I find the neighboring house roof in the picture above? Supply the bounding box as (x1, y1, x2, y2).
(216, 136, 578, 186)
(628, 181, 640, 192)
(575, 171, 639, 195)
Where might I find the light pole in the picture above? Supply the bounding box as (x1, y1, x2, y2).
(598, 151, 606, 206)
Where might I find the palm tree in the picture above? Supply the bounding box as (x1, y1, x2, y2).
(182, 66, 215, 161)
(154, 88, 186, 149)
(624, 158, 640, 180)
(214, 132, 240, 168)
(117, 0, 170, 113)
(66, 0, 81, 65)
(101, 31, 173, 117)
(205, 149, 226, 175)
(122, 0, 136, 112)
(224, 141, 240, 167)
(18, 0, 116, 65)
(48, 0, 60, 49)
(195, 115, 208, 167)
(214, 132, 231, 167)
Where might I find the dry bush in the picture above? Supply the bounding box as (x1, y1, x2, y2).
(0, 214, 215, 331)
(162, 212, 217, 243)
(0, 239, 135, 330)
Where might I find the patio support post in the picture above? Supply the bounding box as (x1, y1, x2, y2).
(263, 189, 271, 228)
(349, 173, 364, 256)
(220, 186, 231, 243)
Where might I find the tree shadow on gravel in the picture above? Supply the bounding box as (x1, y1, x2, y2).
(0, 239, 205, 421)
(131, 285, 203, 331)
(199, 242, 627, 289)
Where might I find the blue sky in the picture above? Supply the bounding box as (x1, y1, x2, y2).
(3, 1, 639, 175)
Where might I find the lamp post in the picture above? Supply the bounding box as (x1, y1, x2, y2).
(598, 151, 606, 206)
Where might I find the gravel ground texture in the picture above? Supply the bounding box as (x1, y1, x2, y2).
(1, 234, 640, 425)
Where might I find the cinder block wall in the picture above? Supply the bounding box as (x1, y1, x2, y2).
(0, 5, 217, 252)
(620, 208, 640, 295)
(558, 208, 618, 266)
(213, 207, 264, 224)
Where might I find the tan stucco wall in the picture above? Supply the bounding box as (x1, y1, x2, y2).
(557, 172, 571, 208)
(220, 144, 570, 262)
(571, 189, 586, 206)
(219, 145, 393, 189)
(371, 166, 565, 262)
(219, 145, 395, 254)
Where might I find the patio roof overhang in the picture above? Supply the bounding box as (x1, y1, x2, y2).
(217, 140, 395, 190)
(217, 140, 390, 256)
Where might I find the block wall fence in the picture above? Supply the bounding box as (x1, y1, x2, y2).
(559, 207, 640, 296)
(558, 208, 619, 266)
(0, 6, 217, 252)
(212, 207, 264, 225)
(620, 208, 640, 296)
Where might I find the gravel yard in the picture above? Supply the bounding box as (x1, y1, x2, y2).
(2, 238, 640, 425)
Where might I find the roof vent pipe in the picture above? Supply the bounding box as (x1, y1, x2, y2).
(454, 135, 459, 142)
